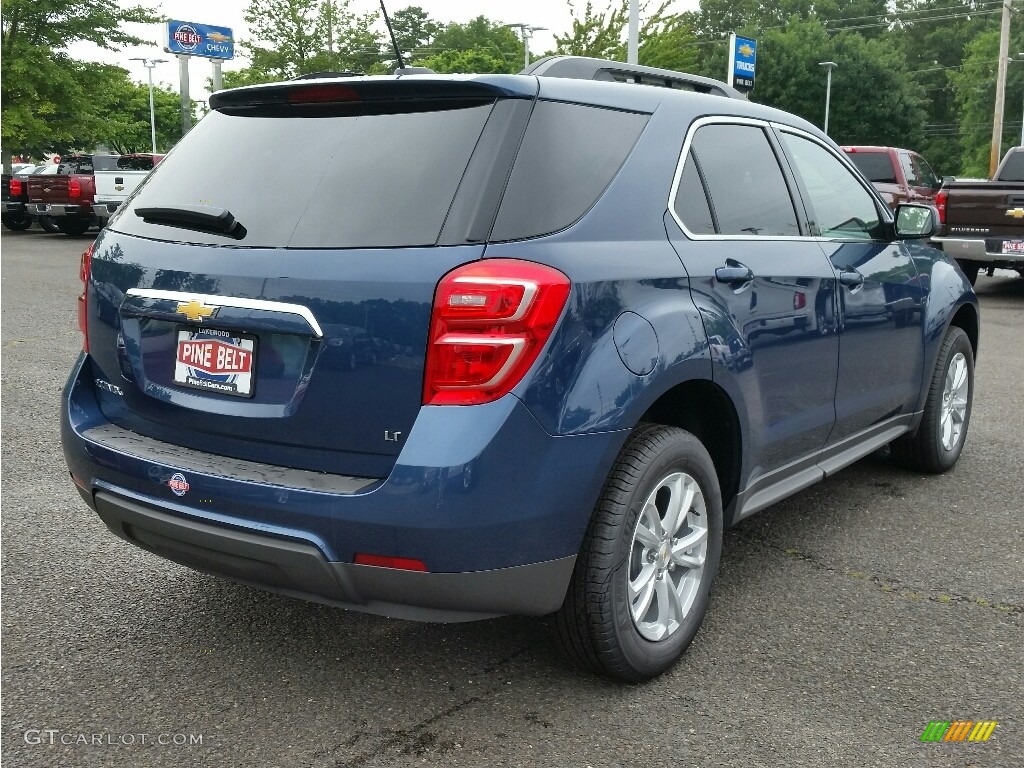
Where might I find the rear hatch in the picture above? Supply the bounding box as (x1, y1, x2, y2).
(88, 77, 541, 478)
(28, 173, 68, 204)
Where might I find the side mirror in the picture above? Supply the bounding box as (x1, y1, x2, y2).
(894, 203, 939, 239)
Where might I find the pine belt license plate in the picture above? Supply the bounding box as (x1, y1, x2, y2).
(174, 328, 256, 397)
(1002, 240, 1024, 254)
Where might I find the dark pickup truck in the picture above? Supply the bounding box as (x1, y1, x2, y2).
(27, 154, 118, 236)
(931, 146, 1024, 283)
(2, 164, 59, 231)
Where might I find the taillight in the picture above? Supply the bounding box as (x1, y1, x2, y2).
(9, 178, 22, 197)
(934, 189, 947, 225)
(78, 243, 93, 353)
(423, 260, 571, 406)
(793, 292, 806, 310)
(68, 178, 81, 198)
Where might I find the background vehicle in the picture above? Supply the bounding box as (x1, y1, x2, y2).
(93, 154, 163, 222)
(842, 145, 941, 209)
(931, 145, 1024, 283)
(61, 61, 979, 683)
(3, 164, 59, 232)
(28, 154, 117, 235)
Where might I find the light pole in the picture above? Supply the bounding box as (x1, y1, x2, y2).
(505, 23, 548, 69)
(819, 61, 838, 136)
(130, 57, 167, 153)
(1017, 52, 1024, 146)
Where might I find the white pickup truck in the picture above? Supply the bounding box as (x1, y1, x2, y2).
(94, 154, 163, 221)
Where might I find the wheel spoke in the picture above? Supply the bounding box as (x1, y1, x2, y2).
(629, 564, 657, 621)
(671, 528, 708, 568)
(642, 500, 665, 540)
(660, 474, 687, 539)
(940, 410, 953, 447)
(655, 576, 677, 631)
(633, 515, 661, 551)
(950, 357, 967, 394)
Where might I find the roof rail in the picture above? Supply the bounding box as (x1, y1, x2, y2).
(521, 56, 742, 99)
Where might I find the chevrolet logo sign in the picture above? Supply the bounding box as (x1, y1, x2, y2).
(1006, 208, 1024, 219)
(175, 300, 219, 322)
(738, 43, 754, 58)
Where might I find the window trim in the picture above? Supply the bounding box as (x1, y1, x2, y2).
(668, 116, 818, 242)
(772, 124, 894, 243)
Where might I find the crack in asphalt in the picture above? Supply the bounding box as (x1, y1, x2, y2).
(315, 647, 529, 767)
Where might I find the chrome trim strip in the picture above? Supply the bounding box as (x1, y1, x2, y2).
(125, 288, 324, 338)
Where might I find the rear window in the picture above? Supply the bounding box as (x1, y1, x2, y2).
(58, 156, 118, 174)
(490, 101, 648, 241)
(846, 152, 897, 184)
(116, 156, 156, 171)
(998, 150, 1024, 181)
(114, 106, 494, 248)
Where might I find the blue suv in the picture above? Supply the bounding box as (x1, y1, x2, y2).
(61, 57, 979, 681)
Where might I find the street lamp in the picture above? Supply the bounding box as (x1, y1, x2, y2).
(130, 57, 168, 154)
(505, 23, 548, 69)
(818, 61, 838, 136)
(1017, 52, 1024, 146)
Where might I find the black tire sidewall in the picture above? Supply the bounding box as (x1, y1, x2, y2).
(926, 329, 974, 470)
(604, 431, 723, 679)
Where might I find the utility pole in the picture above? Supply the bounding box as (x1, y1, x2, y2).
(178, 55, 192, 136)
(130, 57, 167, 153)
(505, 23, 547, 69)
(991, 0, 1012, 176)
(627, 0, 639, 64)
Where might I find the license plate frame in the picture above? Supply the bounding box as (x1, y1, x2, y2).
(1001, 239, 1024, 255)
(173, 327, 257, 398)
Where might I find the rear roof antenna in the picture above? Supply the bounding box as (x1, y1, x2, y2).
(380, 1, 405, 71)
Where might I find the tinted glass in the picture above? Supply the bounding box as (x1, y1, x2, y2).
(846, 152, 897, 184)
(115, 106, 494, 248)
(998, 150, 1024, 181)
(690, 124, 799, 237)
(490, 101, 648, 241)
(58, 159, 92, 175)
(914, 154, 939, 188)
(780, 132, 882, 241)
(116, 156, 156, 171)
(899, 151, 920, 186)
(674, 150, 716, 234)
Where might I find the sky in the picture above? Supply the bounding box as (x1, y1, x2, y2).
(68, 0, 698, 102)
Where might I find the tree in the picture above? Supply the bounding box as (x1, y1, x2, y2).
(425, 16, 522, 73)
(390, 6, 440, 59)
(552, 1, 673, 61)
(1, 0, 161, 168)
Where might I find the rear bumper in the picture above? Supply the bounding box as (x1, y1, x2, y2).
(931, 236, 1024, 264)
(32, 203, 90, 217)
(91, 489, 575, 621)
(3, 201, 25, 213)
(94, 202, 120, 219)
(62, 354, 625, 621)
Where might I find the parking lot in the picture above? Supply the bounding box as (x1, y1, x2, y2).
(1, 227, 1021, 768)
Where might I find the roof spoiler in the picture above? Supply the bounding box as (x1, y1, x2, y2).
(522, 56, 742, 99)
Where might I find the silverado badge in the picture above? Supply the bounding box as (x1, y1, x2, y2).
(1006, 208, 1024, 219)
(175, 300, 219, 323)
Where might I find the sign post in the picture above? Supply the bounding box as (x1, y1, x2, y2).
(164, 20, 235, 130)
(727, 33, 757, 95)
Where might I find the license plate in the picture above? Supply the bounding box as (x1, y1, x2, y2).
(1002, 240, 1024, 254)
(174, 328, 256, 398)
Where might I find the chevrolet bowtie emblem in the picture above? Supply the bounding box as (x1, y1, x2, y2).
(1006, 208, 1024, 219)
(175, 300, 219, 322)
(738, 43, 754, 58)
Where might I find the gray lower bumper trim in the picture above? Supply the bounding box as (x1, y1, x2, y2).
(932, 237, 1024, 263)
(93, 491, 575, 622)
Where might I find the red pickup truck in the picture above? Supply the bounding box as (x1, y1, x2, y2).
(841, 146, 941, 209)
(27, 154, 119, 236)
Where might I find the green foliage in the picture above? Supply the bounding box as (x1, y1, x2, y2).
(1, 0, 164, 163)
(389, 6, 440, 58)
(422, 16, 522, 73)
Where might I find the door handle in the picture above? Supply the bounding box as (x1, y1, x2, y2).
(715, 263, 754, 284)
(839, 268, 864, 288)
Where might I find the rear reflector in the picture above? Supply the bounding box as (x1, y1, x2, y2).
(354, 553, 429, 572)
(423, 260, 570, 406)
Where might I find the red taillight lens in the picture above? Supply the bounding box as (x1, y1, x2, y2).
(9, 178, 22, 197)
(288, 85, 360, 104)
(934, 189, 947, 225)
(423, 260, 571, 406)
(68, 178, 81, 198)
(78, 243, 93, 352)
(354, 553, 428, 572)
(793, 292, 806, 310)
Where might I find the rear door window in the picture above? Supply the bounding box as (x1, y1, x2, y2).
(673, 150, 716, 235)
(846, 152, 897, 184)
(115, 105, 495, 248)
(687, 123, 800, 237)
(489, 101, 648, 241)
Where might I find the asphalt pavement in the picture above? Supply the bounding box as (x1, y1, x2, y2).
(2, 227, 1021, 767)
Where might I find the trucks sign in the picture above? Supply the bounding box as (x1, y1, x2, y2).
(165, 20, 235, 60)
(727, 33, 756, 92)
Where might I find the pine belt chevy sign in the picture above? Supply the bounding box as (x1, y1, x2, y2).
(727, 33, 756, 92)
(165, 20, 235, 60)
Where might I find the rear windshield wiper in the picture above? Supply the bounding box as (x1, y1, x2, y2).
(134, 204, 247, 240)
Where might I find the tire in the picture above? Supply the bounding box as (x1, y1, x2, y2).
(37, 216, 59, 233)
(891, 326, 974, 473)
(554, 424, 723, 682)
(956, 260, 979, 286)
(56, 217, 90, 236)
(2, 211, 32, 231)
